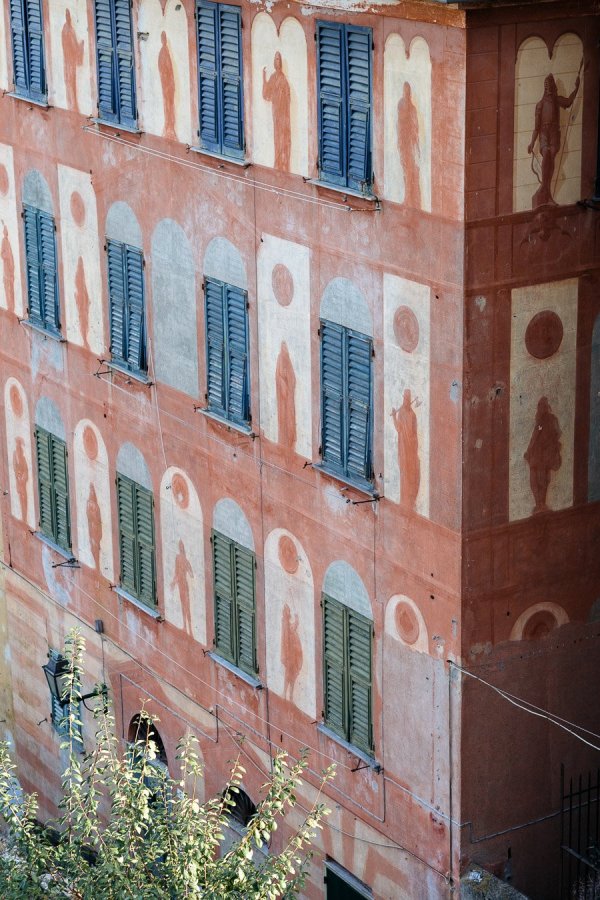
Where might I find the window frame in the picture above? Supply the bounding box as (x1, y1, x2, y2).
(106, 238, 147, 376)
(47, 650, 83, 744)
(116, 473, 157, 610)
(325, 860, 373, 900)
(34, 426, 71, 553)
(204, 276, 250, 428)
(93, 0, 138, 129)
(23, 204, 60, 336)
(211, 529, 257, 676)
(9, 0, 47, 103)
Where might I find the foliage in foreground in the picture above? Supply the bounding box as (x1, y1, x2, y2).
(0, 631, 334, 899)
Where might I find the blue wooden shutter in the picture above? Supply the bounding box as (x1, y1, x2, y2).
(9, 0, 28, 94)
(323, 595, 346, 738)
(320, 320, 345, 472)
(317, 22, 345, 186)
(114, 0, 136, 127)
(124, 246, 145, 373)
(117, 474, 137, 596)
(35, 427, 54, 539)
(23, 205, 43, 323)
(107, 239, 127, 363)
(218, 4, 243, 157)
(196, 1, 220, 151)
(134, 484, 156, 607)
(39, 211, 59, 331)
(225, 285, 249, 424)
(94, 0, 117, 121)
(51, 435, 71, 552)
(345, 27, 372, 192)
(345, 330, 372, 482)
(212, 530, 235, 662)
(205, 278, 226, 413)
(347, 609, 372, 753)
(25, 0, 45, 101)
(233, 545, 256, 673)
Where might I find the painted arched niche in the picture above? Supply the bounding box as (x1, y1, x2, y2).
(48, 0, 93, 115)
(138, 0, 192, 144)
(513, 33, 583, 212)
(4, 378, 35, 528)
(106, 202, 142, 249)
(152, 220, 198, 397)
(58, 165, 103, 354)
(213, 498, 254, 550)
(384, 595, 428, 654)
(23, 169, 53, 214)
(510, 602, 569, 641)
(116, 442, 152, 490)
(383, 35, 432, 211)
(264, 529, 315, 718)
(35, 396, 66, 439)
(160, 468, 206, 643)
(0, 144, 24, 315)
(323, 561, 372, 620)
(251, 13, 308, 176)
(320, 277, 372, 337)
(204, 237, 247, 290)
(383, 273, 431, 517)
(257, 235, 311, 457)
(589, 315, 600, 502)
(73, 419, 113, 578)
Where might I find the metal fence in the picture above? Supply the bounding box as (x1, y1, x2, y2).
(561, 765, 600, 899)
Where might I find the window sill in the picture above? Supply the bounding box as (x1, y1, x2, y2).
(91, 118, 142, 135)
(198, 407, 254, 437)
(312, 463, 378, 500)
(7, 91, 49, 109)
(208, 652, 262, 689)
(20, 319, 64, 342)
(189, 146, 250, 168)
(104, 360, 152, 385)
(305, 179, 379, 205)
(34, 532, 76, 563)
(317, 724, 380, 772)
(113, 586, 161, 619)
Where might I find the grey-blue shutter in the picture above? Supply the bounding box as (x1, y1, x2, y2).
(39, 211, 59, 332)
(94, 0, 117, 121)
(125, 246, 145, 373)
(317, 22, 345, 186)
(346, 331, 372, 482)
(233, 545, 256, 674)
(212, 530, 235, 662)
(321, 320, 344, 472)
(225, 285, 249, 424)
(218, 4, 243, 157)
(9, 0, 28, 94)
(323, 595, 346, 737)
(347, 610, 372, 753)
(197, 1, 219, 152)
(205, 278, 226, 412)
(108, 239, 126, 363)
(25, 0, 45, 102)
(345, 27, 372, 192)
(114, 0, 136, 127)
(23, 205, 43, 323)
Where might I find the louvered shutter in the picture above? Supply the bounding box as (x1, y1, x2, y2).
(197, 1, 220, 152)
(348, 610, 372, 753)
(212, 530, 234, 662)
(25, 0, 45, 101)
(205, 278, 226, 412)
(219, 5, 243, 157)
(345, 28, 371, 192)
(107, 240, 126, 363)
(321, 320, 344, 472)
(233, 545, 256, 674)
(94, 0, 116, 121)
(134, 485, 156, 607)
(317, 22, 345, 186)
(24, 206, 42, 323)
(125, 246, 145, 373)
(35, 428, 54, 539)
(39, 211, 59, 331)
(323, 595, 346, 737)
(114, 0, 136, 128)
(10, 0, 28, 94)
(117, 475, 137, 597)
(225, 285, 249, 424)
(346, 331, 372, 482)
(51, 436, 71, 552)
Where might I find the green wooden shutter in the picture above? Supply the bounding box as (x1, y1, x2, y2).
(345, 27, 371, 192)
(233, 544, 256, 674)
(51, 436, 71, 552)
(35, 428, 54, 539)
(39, 211, 59, 332)
(225, 285, 249, 425)
(323, 595, 346, 738)
(108, 239, 126, 363)
(135, 485, 156, 607)
(347, 610, 372, 753)
(212, 530, 235, 661)
(345, 331, 372, 483)
(317, 22, 345, 186)
(321, 321, 345, 472)
(124, 246, 145, 373)
(205, 278, 226, 413)
(117, 475, 137, 596)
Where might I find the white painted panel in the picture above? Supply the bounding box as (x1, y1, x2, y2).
(73, 419, 114, 579)
(0, 144, 23, 316)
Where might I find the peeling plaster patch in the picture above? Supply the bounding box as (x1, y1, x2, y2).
(42, 545, 71, 607)
(30, 335, 65, 377)
(469, 641, 492, 659)
(475, 439, 483, 450)
(299, 0, 399, 13)
(3, 644, 10, 663)
(450, 380, 461, 403)
(475, 296, 486, 312)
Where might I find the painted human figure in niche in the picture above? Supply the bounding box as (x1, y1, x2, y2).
(86, 483, 102, 571)
(275, 341, 296, 451)
(280, 603, 302, 703)
(170, 539, 193, 634)
(158, 31, 176, 141)
(397, 82, 421, 209)
(391, 389, 420, 511)
(75, 257, 90, 348)
(1, 223, 15, 314)
(262, 52, 291, 172)
(528, 72, 580, 209)
(61, 8, 84, 112)
(13, 437, 29, 522)
(524, 396, 562, 514)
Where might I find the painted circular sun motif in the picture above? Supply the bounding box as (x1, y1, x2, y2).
(394, 601, 420, 645)
(0, 165, 9, 197)
(171, 473, 189, 509)
(70, 191, 86, 227)
(522, 609, 556, 641)
(525, 310, 563, 359)
(83, 426, 99, 460)
(278, 534, 299, 574)
(9, 384, 23, 417)
(272, 264, 294, 307)
(393, 306, 420, 353)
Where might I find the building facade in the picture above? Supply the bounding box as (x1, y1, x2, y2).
(0, 0, 598, 897)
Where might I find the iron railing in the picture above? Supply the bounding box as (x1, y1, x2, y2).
(561, 765, 600, 899)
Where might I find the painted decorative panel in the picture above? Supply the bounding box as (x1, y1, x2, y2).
(0, 144, 23, 316)
(4, 378, 35, 528)
(73, 419, 113, 578)
(48, 0, 93, 115)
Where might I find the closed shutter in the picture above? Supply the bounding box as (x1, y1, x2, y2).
(196, 1, 243, 158)
(114, 0, 136, 128)
(345, 27, 371, 192)
(23, 205, 42, 323)
(39, 211, 59, 331)
(94, 0, 117, 121)
(135, 485, 156, 607)
(196, 1, 219, 152)
(212, 530, 234, 661)
(35, 428, 54, 539)
(205, 278, 226, 412)
(205, 278, 249, 425)
(125, 246, 145, 373)
(347, 610, 372, 753)
(317, 22, 345, 186)
(321, 320, 345, 472)
(25, 0, 45, 102)
(107, 239, 126, 362)
(225, 285, 249, 424)
(219, 5, 243, 157)
(233, 545, 256, 674)
(323, 595, 346, 737)
(9, 0, 28, 94)
(51, 436, 71, 552)
(345, 331, 371, 482)
(117, 475, 137, 597)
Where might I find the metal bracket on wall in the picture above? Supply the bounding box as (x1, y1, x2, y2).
(51, 558, 79, 569)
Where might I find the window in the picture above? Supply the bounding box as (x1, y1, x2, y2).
(212, 530, 256, 675)
(23, 205, 60, 335)
(9, 0, 46, 102)
(320, 320, 372, 487)
(107, 239, 146, 375)
(316, 22, 372, 193)
(196, 0, 244, 160)
(323, 594, 372, 755)
(47, 650, 82, 742)
(116, 474, 156, 608)
(94, 0, 137, 128)
(325, 861, 372, 900)
(204, 277, 250, 426)
(35, 427, 71, 552)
